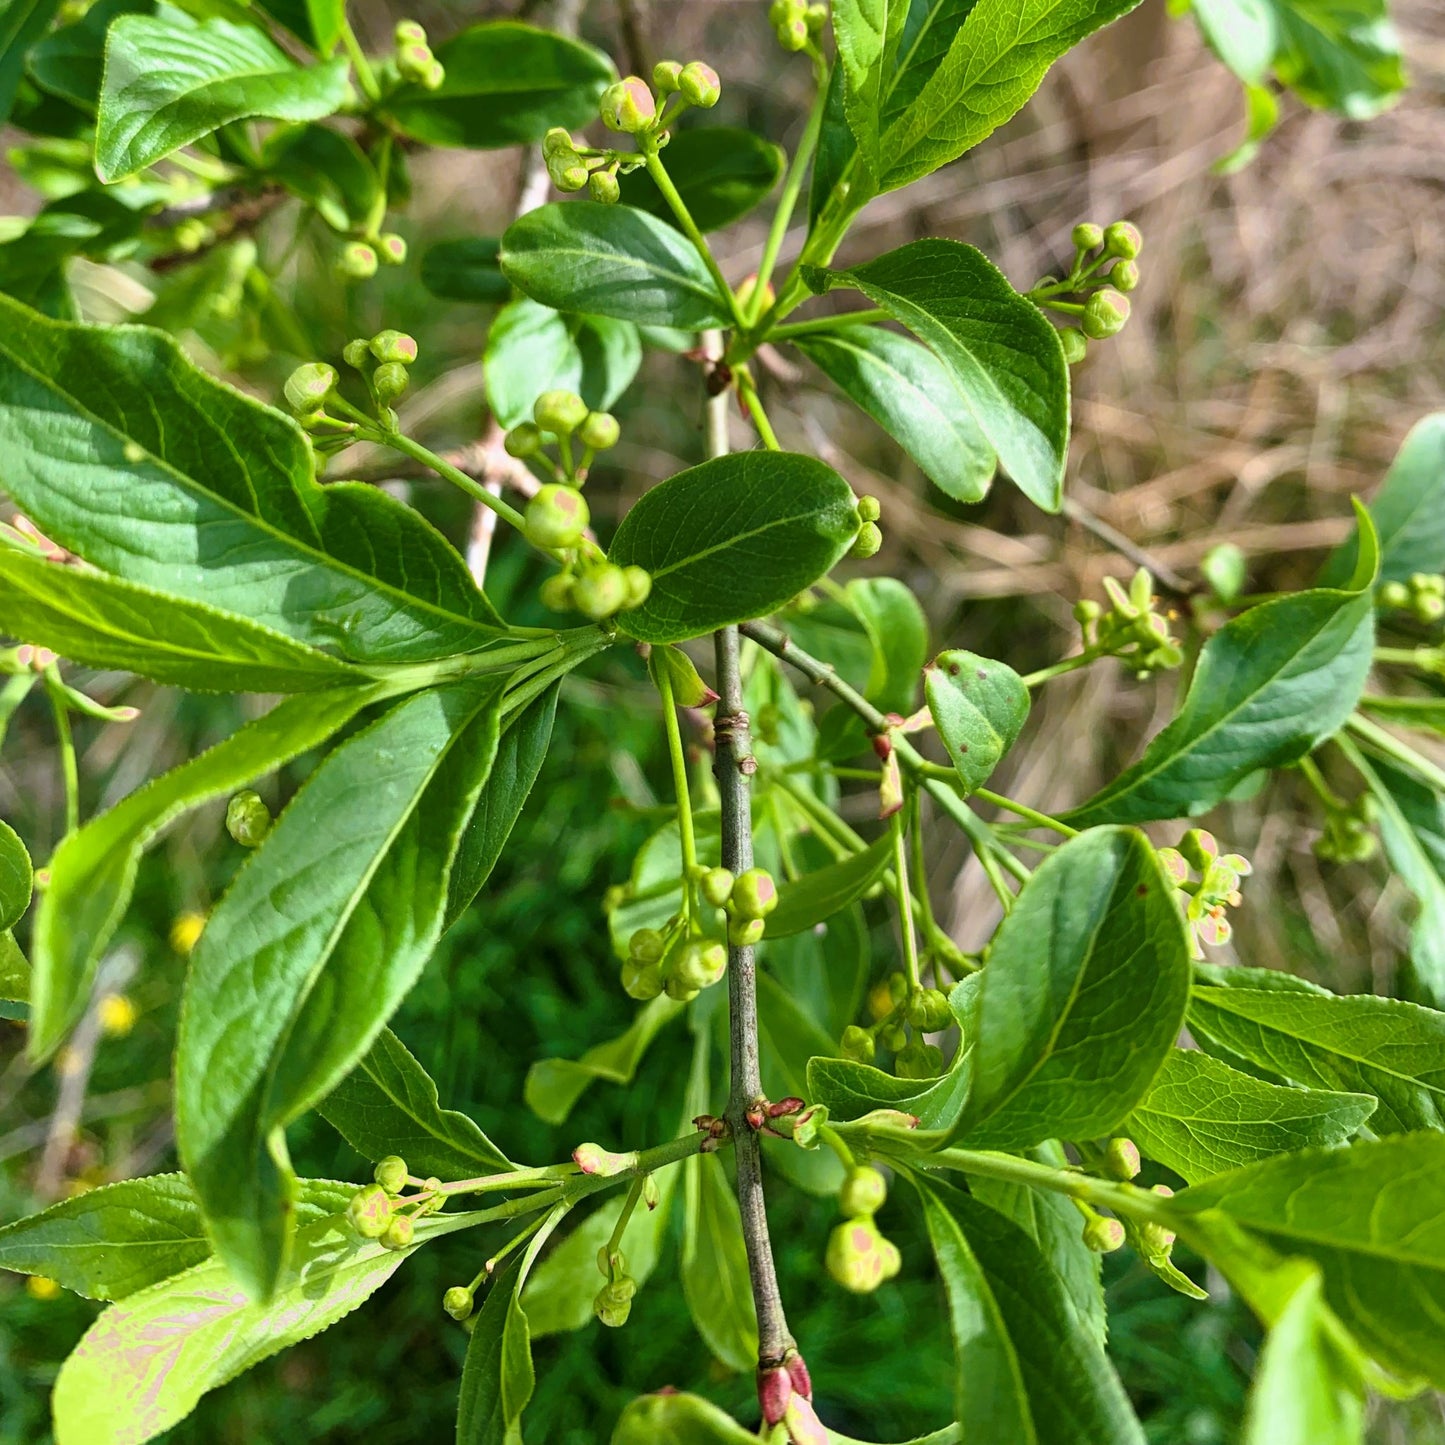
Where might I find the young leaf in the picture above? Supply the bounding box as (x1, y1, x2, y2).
(875, 0, 1144, 192)
(445, 683, 559, 929)
(925, 649, 1030, 794)
(794, 325, 996, 503)
(917, 1176, 1146, 1445)
(806, 242, 1069, 512)
(95, 13, 350, 181)
(1168, 1133, 1445, 1389)
(26, 0, 146, 112)
(618, 127, 785, 233)
(0, 0, 63, 125)
(956, 827, 1192, 1150)
(681, 1150, 759, 1372)
(1187, 984, 1445, 1134)
(765, 829, 893, 938)
(846, 575, 931, 715)
(0, 1174, 350, 1302)
(29, 686, 377, 1061)
(262, 123, 381, 232)
(0, 817, 32, 931)
(500, 202, 730, 329)
(420, 237, 510, 304)
(0, 296, 506, 664)
(51, 1204, 485, 1445)
(1067, 509, 1379, 827)
(1124, 1047, 1376, 1184)
(611, 1393, 757, 1445)
(523, 995, 683, 1125)
(318, 1027, 513, 1179)
(831, 0, 911, 169)
(0, 930, 29, 1004)
(0, 541, 366, 693)
(385, 22, 613, 149)
(609, 451, 860, 644)
(176, 682, 503, 1300)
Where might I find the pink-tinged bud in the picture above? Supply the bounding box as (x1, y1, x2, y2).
(745, 1102, 767, 1132)
(878, 751, 904, 819)
(839, 1165, 888, 1217)
(871, 731, 893, 760)
(784, 1349, 812, 1400)
(346, 1183, 393, 1238)
(1103, 1137, 1142, 1181)
(768, 1097, 805, 1119)
(678, 61, 721, 108)
(1082, 1214, 1126, 1253)
(600, 76, 657, 134)
(729, 867, 778, 919)
(783, 1395, 829, 1445)
(826, 1217, 893, 1293)
(573, 1142, 633, 1176)
(758, 1366, 794, 1425)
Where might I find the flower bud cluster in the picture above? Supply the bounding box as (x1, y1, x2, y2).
(1036, 219, 1143, 364)
(825, 1186, 901, 1294)
(1313, 789, 1378, 865)
(345, 1154, 445, 1253)
(1157, 829, 1252, 957)
(394, 19, 445, 90)
(842, 971, 952, 1079)
(592, 1245, 639, 1328)
(851, 494, 883, 559)
(1074, 567, 1183, 678)
(1379, 572, 1445, 625)
(769, 0, 827, 52)
(225, 790, 271, 848)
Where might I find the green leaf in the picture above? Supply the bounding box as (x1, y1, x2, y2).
(524, 1165, 678, 1336)
(1358, 695, 1445, 735)
(1242, 1263, 1367, 1445)
(956, 827, 1192, 1149)
(26, 0, 148, 112)
(0, 1174, 349, 1302)
(0, 929, 29, 1004)
(795, 325, 995, 503)
(681, 1150, 758, 1372)
(609, 452, 860, 644)
(875, 0, 1144, 191)
(1168, 1133, 1445, 1388)
(0, 0, 62, 125)
(0, 816, 32, 932)
(253, 0, 344, 55)
(832, 0, 911, 168)
(262, 122, 380, 232)
(318, 1027, 513, 1179)
(1125, 1048, 1376, 1184)
(445, 684, 558, 929)
(1323, 414, 1445, 586)
(1187, 984, 1445, 1134)
(1066, 511, 1379, 827)
(29, 687, 375, 1060)
(385, 22, 613, 149)
(420, 237, 509, 304)
(807, 242, 1069, 512)
(500, 202, 730, 329)
(1353, 751, 1445, 1002)
(925, 649, 1029, 794)
(0, 295, 506, 663)
(51, 1203, 484, 1445)
(176, 682, 503, 1299)
(846, 575, 931, 714)
(917, 1175, 1146, 1445)
(611, 1393, 757, 1445)
(619, 126, 784, 233)
(765, 829, 893, 938)
(524, 995, 683, 1126)
(0, 541, 366, 692)
(95, 12, 350, 181)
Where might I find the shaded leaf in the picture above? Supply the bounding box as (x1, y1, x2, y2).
(681, 1150, 758, 1372)
(925, 649, 1029, 794)
(0, 0, 62, 125)
(765, 829, 893, 938)
(619, 127, 784, 233)
(0, 816, 31, 931)
(420, 237, 509, 304)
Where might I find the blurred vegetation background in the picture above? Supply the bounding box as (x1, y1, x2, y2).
(3, 0, 1445, 1440)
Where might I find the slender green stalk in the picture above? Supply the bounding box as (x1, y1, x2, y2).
(1375, 645, 1443, 669)
(891, 812, 922, 990)
(736, 369, 781, 450)
(1297, 754, 1346, 811)
(972, 787, 1078, 838)
(1021, 652, 1098, 688)
(1347, 712, 1445, 794)
(654, 660, 701, 917)
(43, 669, 78, 835)
(339, 21, 381, 102)
(486, 1205, 562, 1272)
(359, 423, 530, 533)
(605, 1175, 646, 1259)
(767, 309, 890, 343)
(0, 673, 36, 751)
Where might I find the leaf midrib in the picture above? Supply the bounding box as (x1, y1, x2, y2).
(644, 499, 841, 583)
(507, 239, 723, 309)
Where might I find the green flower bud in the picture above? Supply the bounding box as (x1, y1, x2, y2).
(396, 40, 435, 84)
(572, 563, 629, 620)
(394, 19, 426, 45)
(826, 1217, 894, 1293)
(284, 362, 337, 414)
(423, 59, 446, 90)
(879, 1022, 908, 1052)
(673, 939, 727, 990)
(1417, 593, 1445, 623)
(678, 61, 721, 108)
(735, 273, 775, 315)
(443, 1285, 473, 1321)
(1379, 580, 1410, 609)
(1082, 1214, 1126, 1252)
(374, 1155, 409, 1194)
(907, 988, 953, 1032)
(370, 329, 418, 364)
(1104, 220, 1143, 259)
(542, 127, 576, 158)
(628, 928, 664, 962)
(664, 973, 699, 1002)
(600, 76, 657, 134)
(839, 1165, 888, 1216)
(895, 1040, 943, 1079)
(777, 15, 809, 50)
(621, 565, 652, 609)
(805, 3, 828, 33)
(856, 494, 881, 522)
(1103, 1137, 1142, 1181)
(593, 1276, 637, 1327)
(574, 1143, 635, 1177)
(588, 170, 621, 204)
(1072, 221, 1104, 250)
(538, 573, 575, 612)
(336, 241, 378, 281)
(621, 957, 664, 1000)
(373, 361, 409, 405)
(578, 411, 621, 451)
(347, 1184, 393, 1238)
(728, 915, 766, 947)
(506, 422, 544, 458)
(381, 1214, 415, 1251)
(840, 1025, 875, 1064)
(1111, 259, 1139, 292)
(887, 972, 909, 1005)
(1059, 326, 1088, 365)
(377, 233, 407, 266)
(769, 0, 804, 22)
(534, 389, 590, 435)
(524, 484, 589, 550)
(700, 867, 735, 908)
(653, 59, 683, 93)
(1074, 597, 1102, 624)
(548, 153, 590, 192)
(730, 867, 778, 919)
(1201, 542, 1247, 602)
(1082, 289, 1130, 340)
(342, 338, 371, 369)
(851, 521, 883, 559)
(225, 790, 271, 847)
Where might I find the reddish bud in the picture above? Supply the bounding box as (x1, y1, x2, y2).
(758, 1366, 794, 1426)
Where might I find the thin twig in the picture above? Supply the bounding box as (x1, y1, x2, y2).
(1060, 495, 1194, 597)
